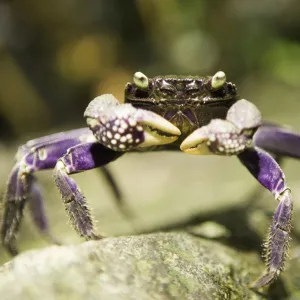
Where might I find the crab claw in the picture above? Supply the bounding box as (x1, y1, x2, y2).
(180, 126, 212, 155)
(85, 94, 181, 151)
(135, 108, 181, 147)
(180, 119, 247, 156)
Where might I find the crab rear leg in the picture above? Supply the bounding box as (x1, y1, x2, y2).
(54, 142, 123, 239)
(99, 166, 133, 218)
(26, 174, 60, 245)
(238, 147, 292, 288)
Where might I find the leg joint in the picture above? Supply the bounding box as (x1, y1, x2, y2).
(55, 160, 68, 173)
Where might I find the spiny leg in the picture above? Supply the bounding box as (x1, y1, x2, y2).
(1, 164, 26, 255)
(1, 127, 96, 255)
(254, 122, 300, 239)
(180, 99, 293, 287)
(238, 148, 292, 288)
(54, 142, 123, 239)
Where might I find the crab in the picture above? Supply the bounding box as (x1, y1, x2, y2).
(1, 70, 299, 289)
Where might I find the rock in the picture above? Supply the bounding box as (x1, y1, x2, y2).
(186, 222, 231, 239)
(0, 231, 264, 300)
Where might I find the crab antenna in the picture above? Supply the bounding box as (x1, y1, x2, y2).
(211, 71, 226, 90)
(133, 72, 149, 90)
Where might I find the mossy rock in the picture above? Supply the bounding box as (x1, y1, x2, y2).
(0, 231, 265, 300)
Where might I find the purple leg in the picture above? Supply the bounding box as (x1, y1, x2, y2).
(100, 167, 134, 218)
(27, 130, 127, 218)
(1, 164, 26, 255)
(1, 128, 96, 255)
(27, 174, 61, 245)
(238, 147, 293, 288)
(54, 142, 123, 239)
(254, 123, 300, 159)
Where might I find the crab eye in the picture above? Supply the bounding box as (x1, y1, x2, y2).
(211, 71, 226, 90)
(133, 72, 149, 90)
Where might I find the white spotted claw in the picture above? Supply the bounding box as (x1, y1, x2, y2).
(85, 94, 181, 151)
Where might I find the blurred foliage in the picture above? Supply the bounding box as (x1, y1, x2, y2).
(0, 0, 300, 138)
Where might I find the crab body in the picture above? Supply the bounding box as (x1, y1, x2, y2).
(125, 74, 237, 145)
(1, 70, 299, 290)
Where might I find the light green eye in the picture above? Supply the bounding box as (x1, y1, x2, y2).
(133, 72, 149, 89)
(211, 71, 226, 90)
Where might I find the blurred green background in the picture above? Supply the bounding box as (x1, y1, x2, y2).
(1, 0, 300, 266)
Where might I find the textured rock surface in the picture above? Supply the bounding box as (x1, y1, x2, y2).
(0, 231, 264, 300)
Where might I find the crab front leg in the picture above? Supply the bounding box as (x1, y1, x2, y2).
(53, 94, 181, 239)
(238, 148, 292, 288)
(181, 99, 293, 288)
(54, 142, 123, 240)
(1, 128, 112, 255)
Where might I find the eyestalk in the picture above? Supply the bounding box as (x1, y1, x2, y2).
(133, 72, 149, 90)
(211, 71, 226, 90)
